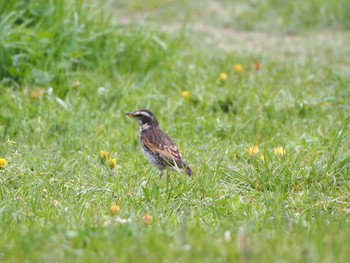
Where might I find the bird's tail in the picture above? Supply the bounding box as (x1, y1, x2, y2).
(185, 166, 192, 176)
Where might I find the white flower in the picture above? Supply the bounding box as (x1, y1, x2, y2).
(114, 216, 131, 224)
(98, 87, 106, 95)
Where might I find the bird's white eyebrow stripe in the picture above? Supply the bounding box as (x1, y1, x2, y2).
(136, 111, 151, 118)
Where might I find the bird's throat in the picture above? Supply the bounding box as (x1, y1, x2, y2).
(141, 123, 150, 130)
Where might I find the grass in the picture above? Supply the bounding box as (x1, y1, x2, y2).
(1, 0, 350, 262)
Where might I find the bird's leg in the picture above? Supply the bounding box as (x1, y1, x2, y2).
(165, 169, 169, 190)
(158, 169, 163, 178)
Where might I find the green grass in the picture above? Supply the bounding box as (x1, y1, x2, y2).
(1, 0, 350, 262)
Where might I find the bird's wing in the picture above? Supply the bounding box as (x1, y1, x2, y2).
(143, 132, 185, 168)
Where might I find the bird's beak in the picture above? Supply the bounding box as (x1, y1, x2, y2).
(125, 112, 135, 118)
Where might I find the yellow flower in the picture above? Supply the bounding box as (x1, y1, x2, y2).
(219, 73, 228, 82)
(143, 213, 153, 225)
(181, 91, 190, 101)
(0, 158, 7, 169)
(273, 147, 286, 156)
(248, 145, 259, 156)
(108, 158, 116, 169)
(100, 150, 110, 159)
(110, 203, 120, 215)
(30, 89, 44, 99)
(259, 155, 265, 161)
(73, 80, 80, 88)
(233, 64, 243, 73)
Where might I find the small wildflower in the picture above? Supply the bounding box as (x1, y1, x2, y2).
(143, 213, 153, 225)
(97, 87, 106, 95)
(108, 158, 116, 169)
(0, 158, 7, 169)
(110, 203, 120, 215)
(233, 64, 243, 73)
(114, 216, 131, 224)
(219, 73, 228, 82)
(255, 61, 261, 71)
(53, 199, 60, 206)
(248, 145, 259, 156)
(73, 80, 80, 88)
(274, 147, 286, 156)
(181, 91, 190, 101)
(259, 155, 265, 161)
(100, 150, 110, 159)
(31, 89, 44, 99)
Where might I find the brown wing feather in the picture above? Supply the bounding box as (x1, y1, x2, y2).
(143, 130, 185, 168)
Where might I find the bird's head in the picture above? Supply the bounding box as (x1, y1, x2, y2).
(125, 109, 159, 129)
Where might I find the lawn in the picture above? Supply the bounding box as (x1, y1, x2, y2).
(0, 0, 350, 262)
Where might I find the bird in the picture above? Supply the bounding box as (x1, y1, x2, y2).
(125, 109, 192, 177)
